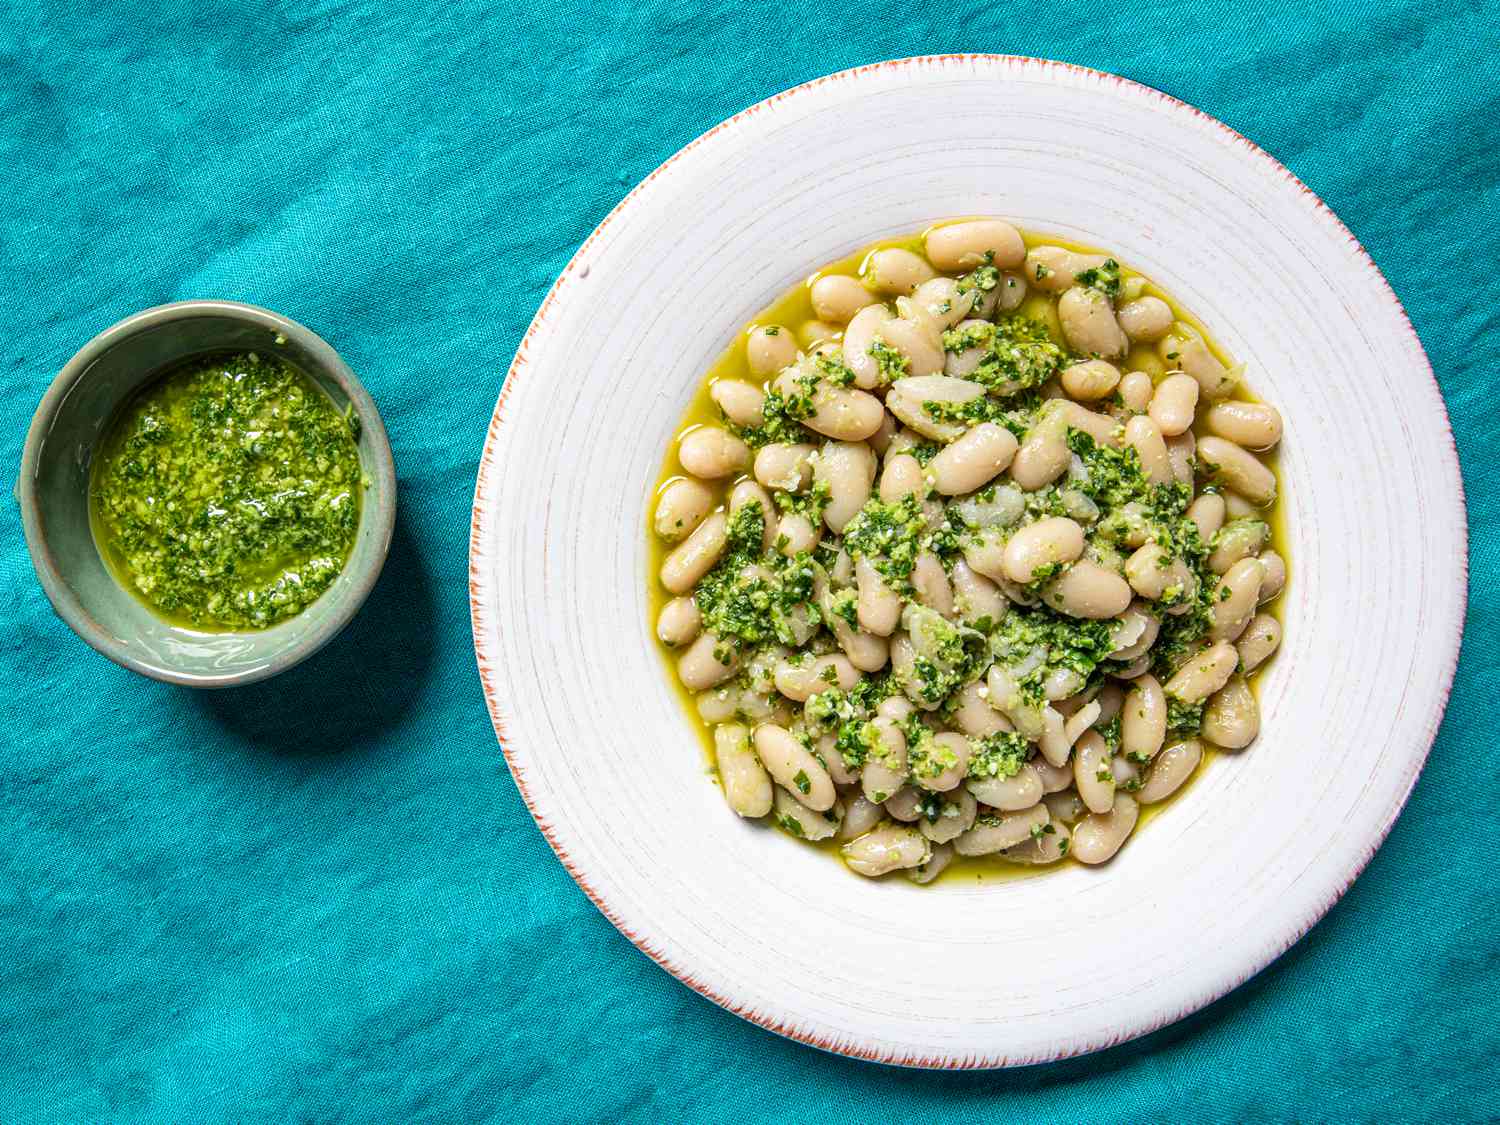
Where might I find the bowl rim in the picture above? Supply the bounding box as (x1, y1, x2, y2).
(469, 55, 1469, 1067)
(17, 298, 397, 689)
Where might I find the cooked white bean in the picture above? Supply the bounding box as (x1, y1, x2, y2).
(1119, 369, 1154, 413)
(950, 680, 1009, 736)
(772, 786, 840, 840)
(1194, 435, 1278, 507)
(728, 480, 776, 552)
(1147, 372, 1199, 437)
(1138, 739, 1202, 803)
(1093, 684, 1124, 727)
(955, 805, 1050, 855)
(1058, 400, 1124, 448)
(1165, 430, 1195, 485)
(1070, 794, 1138, 864)
(773, 654, 857, 701)
(921, 788, 978, 843)
(754, 724, 836, 812)
(775, 512, 820, 555)
(1061, 359, 1122, 401)
(710, 379, 766, 428)
(1011, 409, 1072, 491)
(841, 304, 896, 389)
(1073, 731, 1116, 814)
(1187, 493, 1226, 545)
(864, 247, 935, 295)
(837, 794, 884, 841)
(925, 219, 1026, 271)
(656, 597, 701, 647)
(854, 556, 902, 637)
(883, 785, 922, 821)
(678, 631, 740, 690)
(867, 411, 897, 457)
(679, 426, 749, 479)
(811, 274, 878, 324)
(995, 270, 1028, 312)
(814, 441, 876, 533)
(1163, 641, 1239, 703)
(1237, 613, 1282, 673)
(861, 718, 908, 805)
(697, 684, 785, 724)
(1222, 491, 1257, 519)
(1118, 295, 1173, 341)
(1161, 334, 1236, 399)
(747, 325, 797, 377)
(1003, 516, 1085, 584)
(654, 477, 714, 541)
(929, 422, 1019, 495)
(1059, 285, 1127, 358)
(753, 442, 815, 492)
(1042, 560, 1133, 620)
(912, 277, 974, 329)
(885, 375, 984, 442)
(911, 551, 955, 617)
(1110, 756, 1141, 789)
(714, 724, 773, 818)
(1206, 400, 1283, 450)
(1035, 704, 1070, 767)
(968, 762, 1043, 811)
(1206, 519, 1269, 577)
(772, 361, 886, 442)
(843, 824, 931, 876)
(906, 841, 954, 884)
(1121, 674, 1167, 762)
(909, 731, 970, 793)
(1025, 246, 1107, 293)
(950, 560, 1007, 630)
(1201, 676, 1259, 749)
(1258, 550, 1287, 603)
(661, 511, 728, 594)
(1123, 415, 1173, 486)
(1001, 822, 1072, 864)
(1210, 557, 1266, 642)
(1124, 542, 1196, 605)
(878, 451, 925, 502)
(879, 306, 946, 377)
(1108, 603, 1158, 661)
(813, 733, 857, 786)
(1033, 754, 1075, 794)
(1043, 790, 1087, 825)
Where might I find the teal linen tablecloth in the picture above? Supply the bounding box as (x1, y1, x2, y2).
(1, 1, 1494, 1119)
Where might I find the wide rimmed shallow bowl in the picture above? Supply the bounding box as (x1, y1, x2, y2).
(470, 56, 1466, 1067)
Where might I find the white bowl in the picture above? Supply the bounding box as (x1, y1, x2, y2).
(470, 56, 1467, 1067)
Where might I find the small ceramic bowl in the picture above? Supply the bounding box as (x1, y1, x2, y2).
(17, 300, 397, 688)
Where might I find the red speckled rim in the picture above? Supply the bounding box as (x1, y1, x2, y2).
(469, 55, 1468, 1068)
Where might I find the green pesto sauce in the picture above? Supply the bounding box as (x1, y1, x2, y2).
(90, 351, 363, 631)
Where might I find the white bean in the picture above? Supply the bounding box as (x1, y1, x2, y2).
(1237, 613, 1282, 673)
(679, 426, 750, 479)
(771, 786, 840, 840)
(841, 304, 897, 389)
(773, 361, 886, 442)
(837, 794, 885, 841)
(729, 479, 776, 551)
(661, 511, 728, 594)
(1138, 740, 1203, 803)
(1144, 374, 1195, 440)
(1003, 516, 1085, 585)
(1119, 370, 1154, 413)
(950, 560, 1007, 630)
(710, 379, 766, 428)
(1070, 794, 1139, 864)
(929, 422, 1019, 495)
(884, 785, 922, 821)
(1060, 358, 1122, 401)
(653, 477, 714, 541)
(814, 440, 876, 533)
(1121, 674, 1167, 762)
(1010, 409, 1072, 490)
(854, 556, 902, 637)
(1001, 822, 1072, 864)
(1073, 730, 1116, 814)
(1210, 557, 1266, 642)
(968, 762, 1043, 811)
(1201, 676, 1259, 749)
(950, 680, 1010, 736)
(1057, 400, 1123, 448)
(1161, 334, 1236, 399)
(925, 219, 1026, 270)
(921, 788, 978, 844)
(842, 824, 931, 876)
(1043, 790, 1087, 824)
(1059, 285, 1127, 358)
(775, 512, 820, 555)
(747, 325, 797, 377)
(913, 277, 973, 330)
(773, 654, 858, 702)
(1259, 550, 1287, 604)
(1206, 400, 1283, 450)
(1124, 542, 1196, 605)
(754, 724, 836, 812)
(656, 597, 701, 646)
(1123, 415, 1173, 486)
(995, 270, 1028, 312)
(862, 718, 908, 805)
(678, 631, 740, 690)
(911, 550, 954, 617)
(1187, 493, 1226, 545)
(955, 805, 1050, 855)
(714, 723, 773, 818)
(910, 731, 971, 793)
(906, 841, 954, 884)
(753, 442, 815, 492)
(1025, 246, 1107, 292)
(1118, 296, 1173, 341)
(1042, 560, 1133, 620)
(1033, 754, 1075, 794)
(1163, 641, 1239, 703)
(864, 247, 935, 295)
(885, 375, 983, 442)
(811, 274, 878, 324)
(1165, 430, 1195, 485)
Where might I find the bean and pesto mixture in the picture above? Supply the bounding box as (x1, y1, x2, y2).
(91, 351, 362, 631)
(651, 219, 1286, 881)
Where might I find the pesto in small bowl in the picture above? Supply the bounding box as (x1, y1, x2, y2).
(91, 351, 363, 631)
